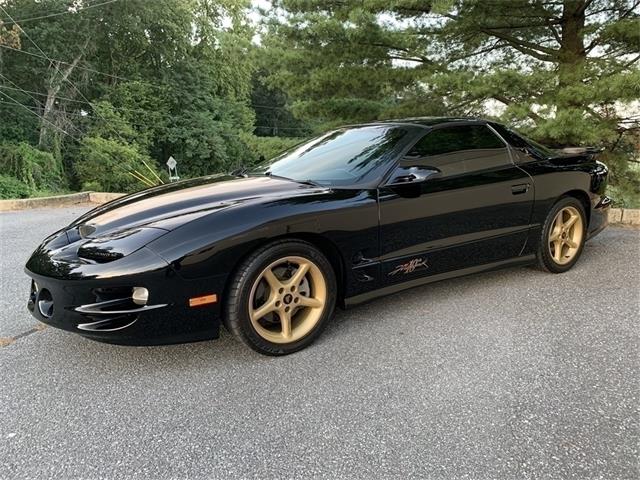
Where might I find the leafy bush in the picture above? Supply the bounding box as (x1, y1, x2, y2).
(76, 136, 165, 193)
(0, 142, 66, 192)
(600, 149, 640, 208)
(0, 174, 31, 199)
(243, 135, 305, 163)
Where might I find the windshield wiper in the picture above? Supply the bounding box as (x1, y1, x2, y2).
(265, 171, 322, 187)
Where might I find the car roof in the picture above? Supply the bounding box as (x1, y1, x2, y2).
(348, 117, 490, 129)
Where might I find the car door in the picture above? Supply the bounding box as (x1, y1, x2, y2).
(378, 123, 534, 283)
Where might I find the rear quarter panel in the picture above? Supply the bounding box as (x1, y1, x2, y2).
(516, 153, 607, 254)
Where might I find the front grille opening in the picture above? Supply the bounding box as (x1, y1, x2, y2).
(77, 314, 138, 332)
(93, 286, 134, 303)
(27, 280, 38, 312)
(91, 286, 139, 313)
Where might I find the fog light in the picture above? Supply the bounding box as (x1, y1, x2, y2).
(37, 288, 54, 318)
(132, 287, 149, 306)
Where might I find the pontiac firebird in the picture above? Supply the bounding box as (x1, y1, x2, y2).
(25, 118, 610, 355)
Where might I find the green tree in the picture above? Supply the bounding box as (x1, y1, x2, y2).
(426, 1, 640, 141)
(250, 67, 311, 137)
(0, 0, 257, 191)
(264, 0, 640, 202)
(261, 1, 450, 125)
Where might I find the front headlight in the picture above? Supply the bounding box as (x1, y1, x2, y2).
(77, 227, 168, 263)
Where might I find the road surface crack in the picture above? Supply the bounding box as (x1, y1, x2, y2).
(0, 324, 47, 347)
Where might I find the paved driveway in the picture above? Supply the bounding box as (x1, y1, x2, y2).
(1, 207, 638, 479)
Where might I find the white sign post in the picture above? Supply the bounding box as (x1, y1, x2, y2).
(166, 156, 179, 182)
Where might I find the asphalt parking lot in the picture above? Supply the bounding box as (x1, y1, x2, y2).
(1, 206, 638, 479)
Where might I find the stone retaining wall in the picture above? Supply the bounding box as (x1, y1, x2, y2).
(0, 192, 125, 211)
(609, 208, 640, 226)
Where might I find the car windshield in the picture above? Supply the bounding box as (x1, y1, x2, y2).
(249, 125, 410, 187)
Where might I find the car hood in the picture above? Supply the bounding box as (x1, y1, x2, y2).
(70, 175, 326, 237)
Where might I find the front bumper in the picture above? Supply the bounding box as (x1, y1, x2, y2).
(25, 246, 225, 345)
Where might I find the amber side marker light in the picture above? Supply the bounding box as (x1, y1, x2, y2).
(189, 294, 218, 307)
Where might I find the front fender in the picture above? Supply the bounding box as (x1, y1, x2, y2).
(146, 189, 379, 289)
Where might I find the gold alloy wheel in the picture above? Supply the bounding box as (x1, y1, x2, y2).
(548, 206, 584, 265)
(248, 256, 327, 344)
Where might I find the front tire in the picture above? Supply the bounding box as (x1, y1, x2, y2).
(536, 196, 587, 273)
(224, 240, 337, 355)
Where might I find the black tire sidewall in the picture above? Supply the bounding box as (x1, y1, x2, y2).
(538, 197, 587, 273)
(226, 241, 337, 355)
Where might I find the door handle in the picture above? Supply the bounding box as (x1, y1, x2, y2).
(511, 183, 530, 195)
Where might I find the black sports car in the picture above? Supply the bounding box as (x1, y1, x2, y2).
(25, 117, 611, 355)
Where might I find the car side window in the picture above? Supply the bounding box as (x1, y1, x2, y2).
(489, 123, 529, 149)
(403, 125, 510, 176)
(489, 122, 555, 160)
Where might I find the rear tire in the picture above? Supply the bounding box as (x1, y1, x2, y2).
(536, 196, 587, 273)
(224, 240, 337, 355)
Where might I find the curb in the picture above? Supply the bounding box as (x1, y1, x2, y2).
(609, 208, 640, 226)
(0, 192, 125, 211)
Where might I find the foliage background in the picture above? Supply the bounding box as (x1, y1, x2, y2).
(0, 0, 638, 204)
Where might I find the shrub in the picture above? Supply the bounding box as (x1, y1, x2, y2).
(600, 149, 640, 208)
(0, 174, 31, 199)
(0, 142, 66, 192)
(76, 136, 165, 193)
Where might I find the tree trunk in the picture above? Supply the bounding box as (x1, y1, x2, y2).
(39, 81, 60, 147)
(38, 49, 86, 147)
(557, 0, 587, 102)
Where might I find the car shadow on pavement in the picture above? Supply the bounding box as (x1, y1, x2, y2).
(16, 264, 530, 365)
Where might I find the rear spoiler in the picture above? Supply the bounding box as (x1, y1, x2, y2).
(560, 147, 605, 155)
(546, 146, 604, 165)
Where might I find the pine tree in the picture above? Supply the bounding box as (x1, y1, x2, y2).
(265, 0, 640, 203)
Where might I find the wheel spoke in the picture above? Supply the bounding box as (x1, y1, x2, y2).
(287, 262, 310, 287)
(280, 309, 292, 339)
(554, 214, 564, 231)
(565, 238, 578, 249)
(251, 300, 276, 321)
(553, 240, 563, 262)
(550, 214, 563, 242)
(298, 295, 323, 309)
(263, 268, 283, 290)
(564, 214, 579, 230)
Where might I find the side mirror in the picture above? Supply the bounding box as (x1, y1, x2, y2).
(387, 165, 440, 187)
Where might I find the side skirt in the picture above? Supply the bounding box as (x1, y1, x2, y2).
(344, 254, 536, 307)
